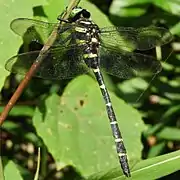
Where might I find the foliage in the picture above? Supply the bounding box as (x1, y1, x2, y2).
(0, 0, 180, 180)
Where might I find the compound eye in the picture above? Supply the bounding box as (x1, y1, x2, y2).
(82, 9, 90, 18)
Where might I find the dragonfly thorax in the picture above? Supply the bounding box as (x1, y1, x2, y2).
(74, 18, 100, 68)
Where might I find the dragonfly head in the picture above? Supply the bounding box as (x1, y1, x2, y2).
(69, 7, 91, 22)
(58, 7, 91, 23)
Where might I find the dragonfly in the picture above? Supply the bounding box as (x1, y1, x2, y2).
(5, 7, 173, 177)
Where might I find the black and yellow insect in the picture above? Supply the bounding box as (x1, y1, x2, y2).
(5, 7, 173, 177)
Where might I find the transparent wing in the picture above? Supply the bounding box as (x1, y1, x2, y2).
(100, 26, 173, 51)
(10, 18, 78, 47)
(99, 46, 162, 79)
(5, 46, 91, 80)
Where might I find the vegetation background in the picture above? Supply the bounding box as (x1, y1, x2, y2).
(0, 0, 180, 179)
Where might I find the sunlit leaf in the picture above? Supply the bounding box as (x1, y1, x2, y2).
(33, 75, 146, 175)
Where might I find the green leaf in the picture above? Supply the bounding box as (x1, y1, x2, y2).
(4, 161, 23, 180)
(144, 105, 180, 136)
(43, 0, 68, 22)
(80, 1, 113, 28)
(88, 150, 180, 179)
(0, 0, 47, 90)
(0, 106, 34, 117)
(0, 157, 4, 180)
(153, 0, 180, 15)
(110, 0, 180, 17)
(110, 0, 149, 17)
(147, 142, 166, 158)
(117, 78, 149, 103)
(171, 22, 180, 35)
(155, 126, 180, 141)
(32, 75, 146, 176)
(132, 150, 180, 179)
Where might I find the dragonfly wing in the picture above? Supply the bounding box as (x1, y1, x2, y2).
(10, 18, 77, 46)
(99, 46, 162, 79)
(5, 46, 90, 80)
(100, 26, 173, 51)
